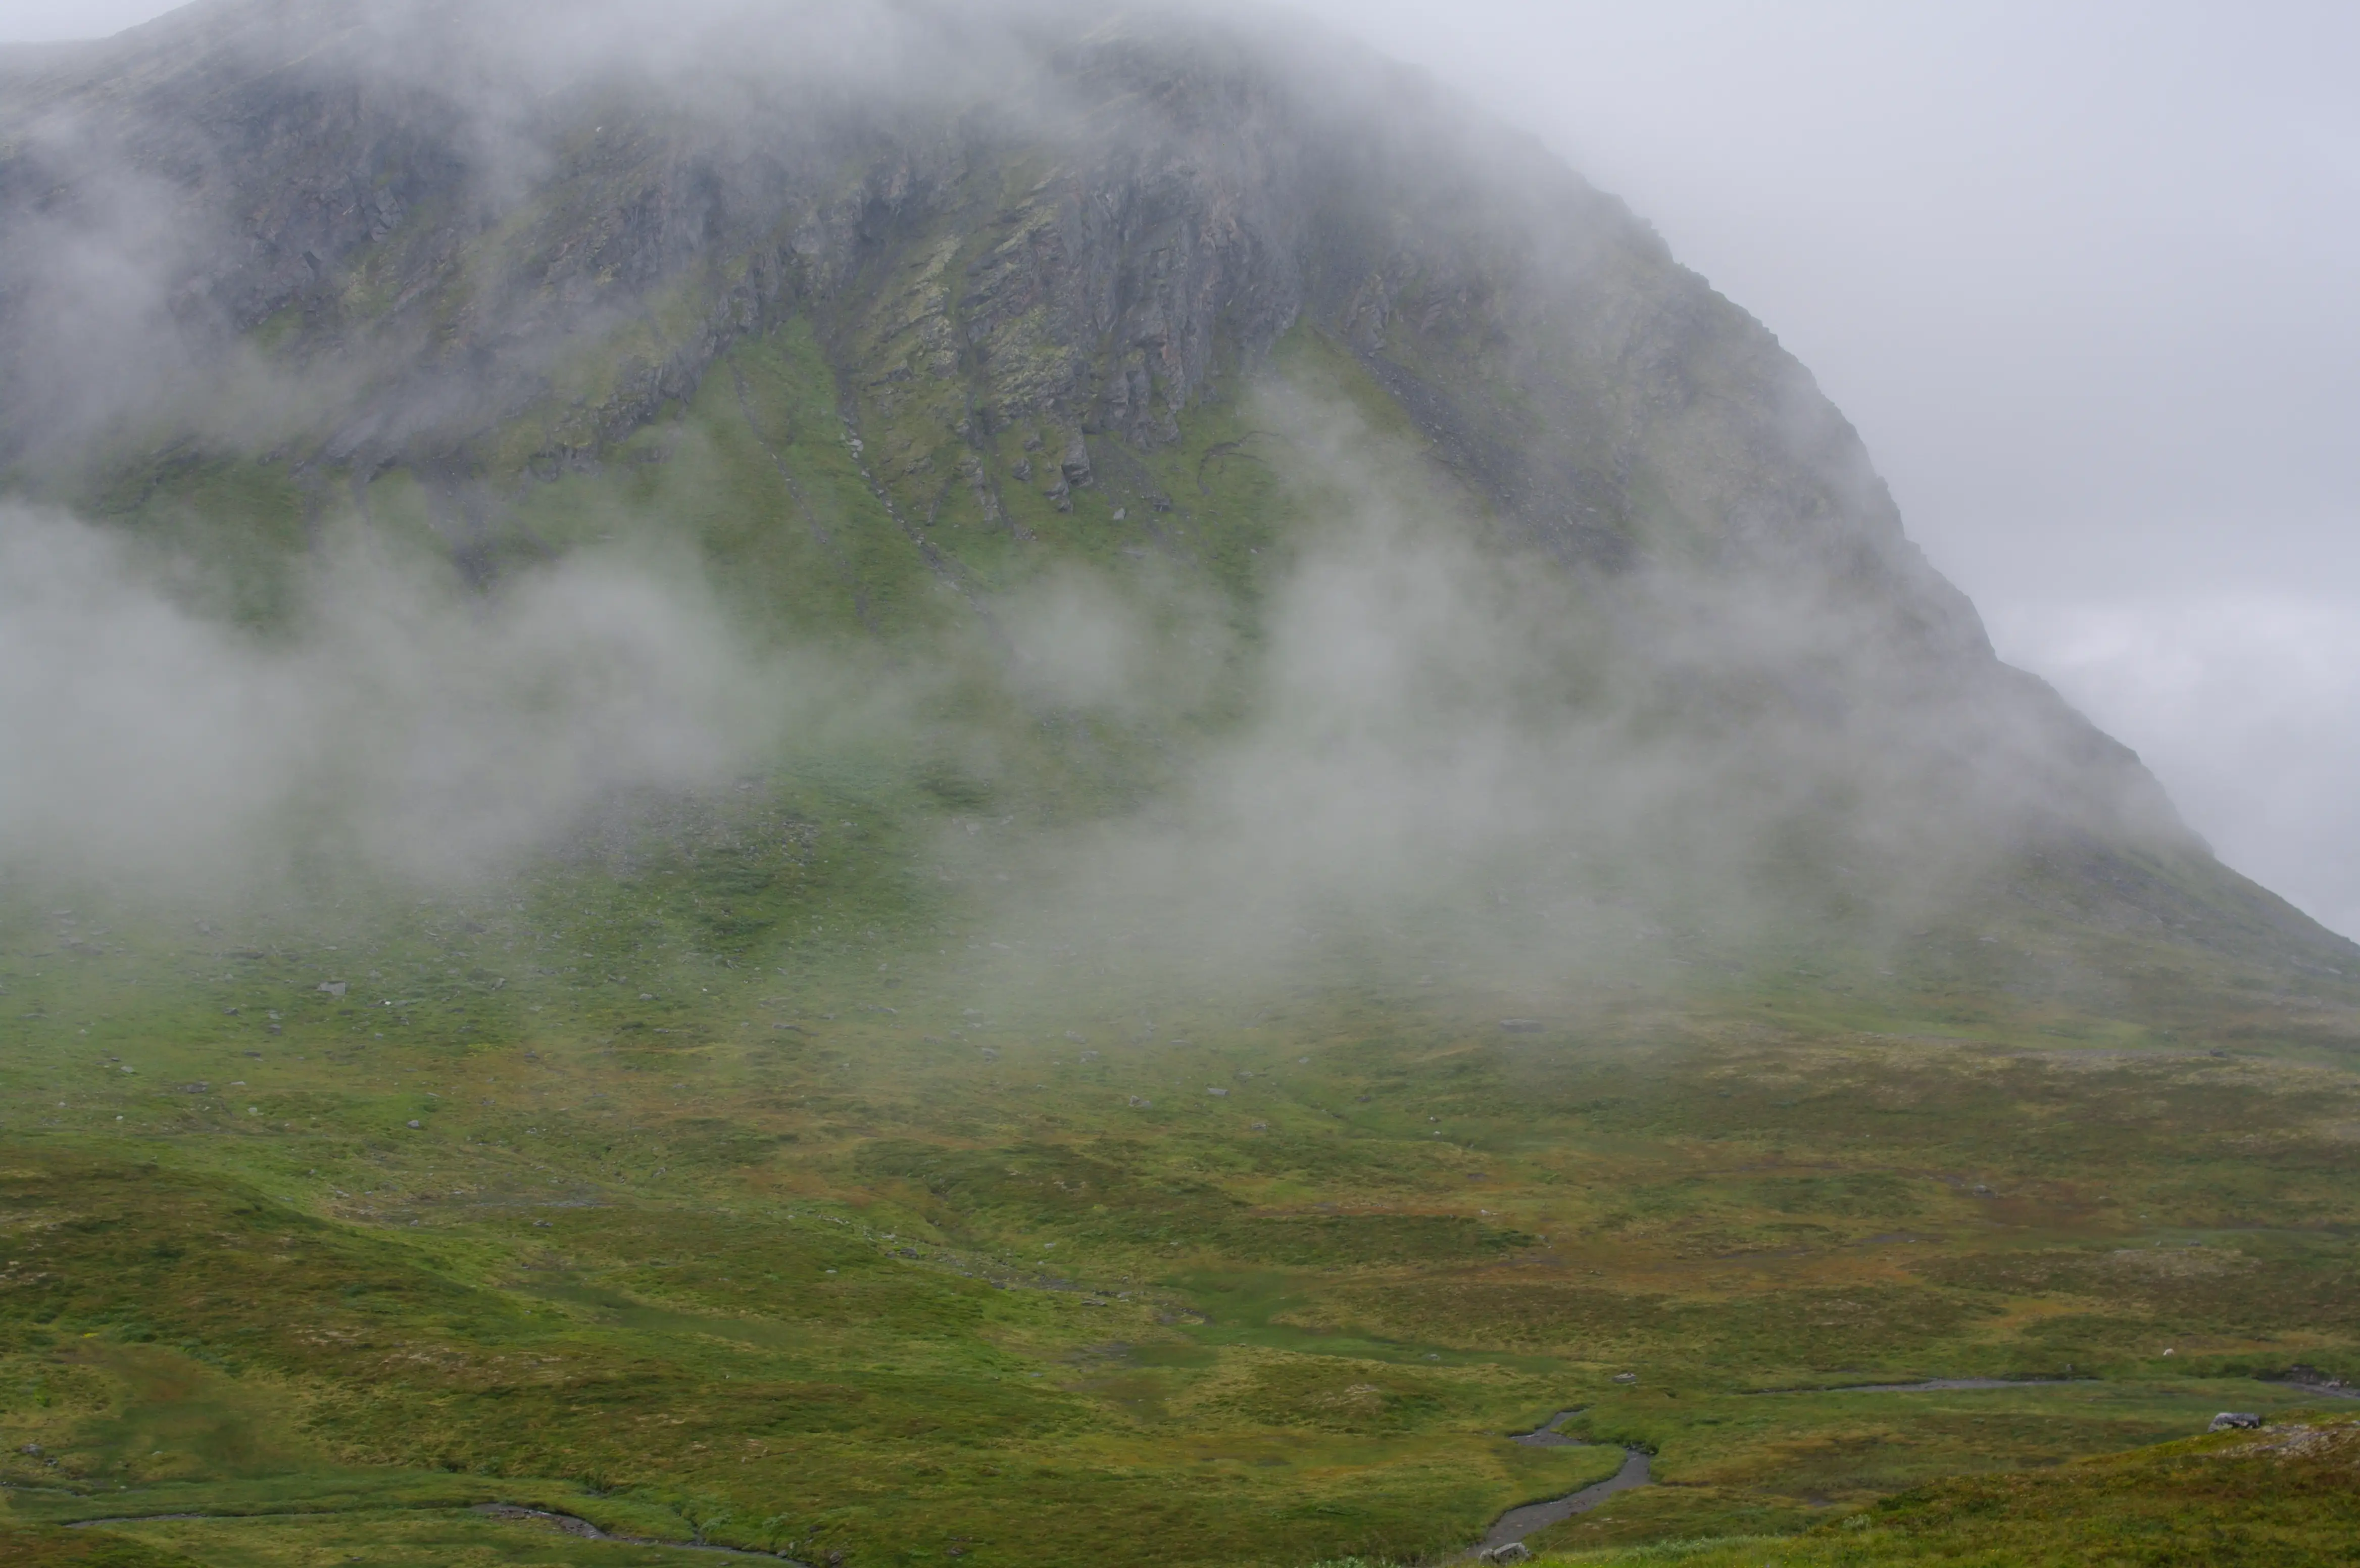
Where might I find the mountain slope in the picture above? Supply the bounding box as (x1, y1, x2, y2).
(5, 0, 2346, 1000)
(3, 6, 2359, 1567)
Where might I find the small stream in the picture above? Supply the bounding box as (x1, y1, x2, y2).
(1475, 1408, 1653, 1554)
(1482, 1450, 1652, 1551)
(67, 1375, 2347, 1562)
(1476, 1370, 2352, 1556)
(470, 1504, 800, 1559)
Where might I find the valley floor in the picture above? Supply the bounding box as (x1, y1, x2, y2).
(4, 826, 2358, 1568)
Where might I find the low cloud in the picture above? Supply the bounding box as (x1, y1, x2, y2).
(964, 386, 2184, 1003)
(0, 508, 798, 894)
(1994, 592, 2360, 940)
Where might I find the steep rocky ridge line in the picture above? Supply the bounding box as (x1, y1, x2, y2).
(0, 2, 1933, 609)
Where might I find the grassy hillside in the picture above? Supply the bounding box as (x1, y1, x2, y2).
(1530, 1413, 2360, 1565)
(6, 763, 2360, 1565)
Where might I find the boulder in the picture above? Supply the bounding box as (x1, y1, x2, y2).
(2209, 1412, 2264, 1431)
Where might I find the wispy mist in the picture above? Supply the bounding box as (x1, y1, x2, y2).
(959, 384, 2198, 1002)
(1997, 592, 2360, 942)
(0, 507, 795, 891)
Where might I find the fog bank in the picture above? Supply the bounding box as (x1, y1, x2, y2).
(0, 508, 793, 890)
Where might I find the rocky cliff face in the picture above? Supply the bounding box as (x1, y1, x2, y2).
(0, 6, 1848, 561)
(1, 0, 2347, 977)
(0, 4, 1972, 641)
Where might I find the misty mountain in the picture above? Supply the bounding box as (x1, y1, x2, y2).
(10, 13, 2360, 1562)
(0, 0, 2349, 1000)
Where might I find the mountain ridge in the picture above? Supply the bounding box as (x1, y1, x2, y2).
(5, 0, 2341, 997)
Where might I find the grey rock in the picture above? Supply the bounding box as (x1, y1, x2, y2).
(1480, 1546, 1531, 1564)
(2209, 1412, 2264, 1431)
(2280, 1364, 2355, 1395)
(317, 982, 348, 998)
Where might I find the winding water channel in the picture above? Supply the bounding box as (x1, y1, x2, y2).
(1482, 1449, 1653, 1551)
(1474, 1408, 1655, 1554)
(65, 1374, 2343, 1560)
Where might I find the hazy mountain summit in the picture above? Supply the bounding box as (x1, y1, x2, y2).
(0, 0, 2349, 1000)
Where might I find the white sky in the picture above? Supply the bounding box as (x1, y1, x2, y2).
(0, 0, 155, 38)
(7, 0, 2357, 936)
